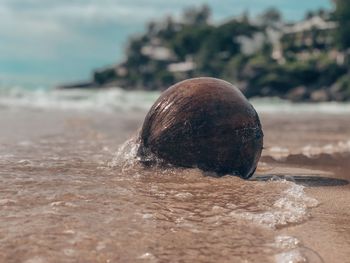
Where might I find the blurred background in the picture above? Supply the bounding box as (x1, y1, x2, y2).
(2, 0, 350, 104)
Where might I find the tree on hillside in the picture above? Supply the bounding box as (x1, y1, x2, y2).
(183, 4, 211, 25)
(259, 8, 282, 26)
(196, 19, 258, 75)
(334, 0, 350, 50)
(170, 25, 213, 60)
(305, 11, 315, 20)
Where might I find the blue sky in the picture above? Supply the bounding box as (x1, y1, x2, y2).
(0, 0, 333, 88)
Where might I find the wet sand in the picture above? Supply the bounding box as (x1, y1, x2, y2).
(0, 107, 349, 262)
(260, 113, 350, 263)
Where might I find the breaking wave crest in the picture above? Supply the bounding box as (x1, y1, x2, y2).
(0, 86, 159, 112)
(266, 140, 350, 160)
(1, 86, 350, 114)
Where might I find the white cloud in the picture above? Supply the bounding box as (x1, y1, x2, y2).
(0, 0, 181, 64)
(0, 0, 178, 24)
(0, 14, 69, 38)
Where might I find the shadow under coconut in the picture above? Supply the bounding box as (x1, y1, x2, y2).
(252, 174, 349, 187)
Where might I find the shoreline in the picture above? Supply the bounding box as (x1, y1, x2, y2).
(0, 107, 348, 262)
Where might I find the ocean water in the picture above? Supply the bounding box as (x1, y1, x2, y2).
(1, 86, 350, 114)
(0, 86, 349, 262)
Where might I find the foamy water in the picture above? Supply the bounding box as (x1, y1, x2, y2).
(1, 86, 350, 114)
(0, 86, 159, 112)
(112, 138, 320, 231)
(265, 140, 350, 161)
(107, 138, 323, 262)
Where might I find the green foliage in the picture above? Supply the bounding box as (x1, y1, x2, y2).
(183, 4, 211, 26)
(259, 8, 282, 27)
(241, 55, 293, 97)
(170, 25, 213, 60)
(335, 0, 350, 50)
(156, 71, 175, 87)
(91, 4, 350, 101)
(285, 60, 319, 85)
(334, 75, 350, 99)
(196, 19, 258, 74)
(158, 16, 178, 41)
(125, 37, 150, 68)
(94, 68, 116, 85)
(223, 54, 249, 81)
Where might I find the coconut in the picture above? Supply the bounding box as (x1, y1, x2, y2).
(137, 77, 263, 179)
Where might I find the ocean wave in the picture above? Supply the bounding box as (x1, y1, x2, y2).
(251, 97, 350, 114)
(301, 141, 350, 157)
(265, 140, 350, 160)
(1, 86, 350, 114)
(0, 86, 159, 112)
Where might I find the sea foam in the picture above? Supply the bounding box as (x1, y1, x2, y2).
(107, 137, 141, 171)
(230, 180, 318, 229)
(0, 86, 158, 112)
(1, 86, 350, 114)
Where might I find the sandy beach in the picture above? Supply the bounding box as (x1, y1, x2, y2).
(0, 102, 348, 263)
